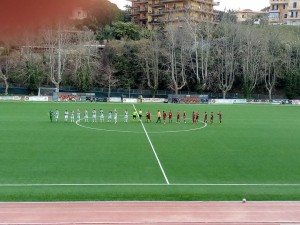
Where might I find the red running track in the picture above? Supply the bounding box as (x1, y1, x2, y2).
(0, 202, 300, 225)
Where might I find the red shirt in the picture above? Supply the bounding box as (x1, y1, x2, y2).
(163, 112, 167, 119)
(169, 112, 172, 118)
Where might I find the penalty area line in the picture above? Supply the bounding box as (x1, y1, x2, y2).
(132, 104, 170, 185)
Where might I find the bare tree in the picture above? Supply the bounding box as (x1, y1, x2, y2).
(261, 30, 283, 100)
(101, 60, 118, 98)
(0, 48, 21, 95)
(96, 46, 118, 98)
(213, 21, 240, 99)
(163, 25, 189, 95)
(20, 37, 48, 93)
(68, 30, 99, 92)
(240, 27, 263, 98)
(186, 20, 214, 90)
(137, 32, 162, 97)
(43, 27, 70, 92)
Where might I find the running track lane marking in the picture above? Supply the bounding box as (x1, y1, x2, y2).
(132, 104, 170, 185)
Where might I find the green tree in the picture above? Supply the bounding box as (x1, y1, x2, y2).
(76, 62, 92, 92)
(98, 22, 147, 41)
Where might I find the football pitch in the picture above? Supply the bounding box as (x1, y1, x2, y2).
(0, 101, 300, 201)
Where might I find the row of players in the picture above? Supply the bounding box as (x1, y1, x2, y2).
(150, 110, 222, 124)
(50, 109, 125, 123)
(49, 109, 222, 124)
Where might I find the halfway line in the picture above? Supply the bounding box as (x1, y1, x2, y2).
(132, 104, 170, 184)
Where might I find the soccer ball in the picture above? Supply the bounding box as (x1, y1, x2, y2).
(242, 198, 246, 203)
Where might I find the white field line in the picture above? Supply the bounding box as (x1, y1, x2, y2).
(132, 104, 170, 185)
(75, 118, 207, 134)
(1, 183, 300, 187)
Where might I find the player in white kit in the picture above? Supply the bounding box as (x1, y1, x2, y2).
(70, 110, 75, 122)
(77, 109, 81, 122)
(92, 109, 97, 122)
(108, 111, 112, 122)
(64, 110, 69, 122)
(84, 109, 88, 122)
(114, 109, 118, 124)
(124, 109, 128, 122)
(99, 109, 104, 123)
(55, 109, 59, 122)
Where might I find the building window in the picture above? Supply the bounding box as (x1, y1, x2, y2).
(293, 2, 297, 8)
(272, 4, 278, 10)
(284, 14, 288, 18)
(290, 11, 298, 17)
(269, 12, 279, 18)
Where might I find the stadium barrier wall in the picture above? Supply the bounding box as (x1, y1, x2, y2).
(123, 98, 138, 103)
(53, 92, 96, 102)
(168, 95, 209, 104)
(107, 97, 122, 103)
(209, 99, 247, 104)
(0, 96, 22, 101)
(142, 98, 166, 103)
(24, 96, 49, 102)
(292, 100, 300, 105)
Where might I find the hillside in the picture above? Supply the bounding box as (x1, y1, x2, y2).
(0, 0, 122, 41)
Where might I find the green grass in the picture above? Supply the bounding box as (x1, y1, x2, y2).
(0, 102, 300, 201)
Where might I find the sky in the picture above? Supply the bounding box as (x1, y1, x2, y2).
(109, 0, 269, 11)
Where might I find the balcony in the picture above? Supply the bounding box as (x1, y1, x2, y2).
(161, 0, 184, 3)
(139, 7, 148, 12)
(139, 16, 148, 20)
(269, 0, 289, 4)
(149, 11, 164, 16)
(163, 6, 217, 15)
(148, 2, 162, 8)
(149, 19, 161, 24)
(194, 0, 216, 5)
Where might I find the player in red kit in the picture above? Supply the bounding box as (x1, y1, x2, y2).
(210, 112, 214, 124)
(204, 112, 208, 124)
(168, 110, 173, 123)
(192, 112, 195, 124)
(183, 111, 186, 123)
(217, 111, 222, 123)
(176, 111, 180, 123)
(146, 111, 151, 123)
(163, 111, 167, 124)
(195, 111, 200, 124)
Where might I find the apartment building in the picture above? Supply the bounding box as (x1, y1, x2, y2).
(236, 9, 268, 23)
(129, 0, 219, 30)
(269, 0, 300, 25)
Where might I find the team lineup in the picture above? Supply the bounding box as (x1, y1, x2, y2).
(49, 108, 223, 125)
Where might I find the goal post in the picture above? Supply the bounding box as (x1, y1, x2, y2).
(38, 87, 58, 96)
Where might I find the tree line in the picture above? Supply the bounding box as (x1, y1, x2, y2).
(1, 17, 300, 99)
